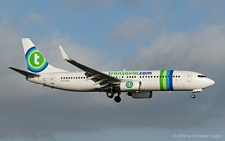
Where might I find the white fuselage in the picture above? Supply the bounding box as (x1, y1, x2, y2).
(9, 38, 215, 103)
(27, 70, 215, 92)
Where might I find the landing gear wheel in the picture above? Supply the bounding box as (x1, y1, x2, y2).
(114, 96, 121, 103)
(107, 92, 114, 98)
(191, 94, 196, 99)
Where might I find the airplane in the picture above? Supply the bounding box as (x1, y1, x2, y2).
(9, 38, 215, 103)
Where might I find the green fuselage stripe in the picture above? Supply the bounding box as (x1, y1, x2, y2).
(160, 70, 164, 90)
(159, 70, 174, 91)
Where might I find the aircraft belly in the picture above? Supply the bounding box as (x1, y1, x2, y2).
(140, 79, 160, 91)
(72, 80, 97, 91)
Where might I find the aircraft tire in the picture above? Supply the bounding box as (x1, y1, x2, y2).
(114, 96, 121, 103)
(107, 92, 114, 98)
(191, 94, 196, 99)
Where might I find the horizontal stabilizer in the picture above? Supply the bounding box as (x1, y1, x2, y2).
(9, 67, 39, 78)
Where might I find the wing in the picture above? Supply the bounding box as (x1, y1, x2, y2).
(59, 46, 121, 89)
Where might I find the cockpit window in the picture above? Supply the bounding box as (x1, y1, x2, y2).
(198, 75, 206, 78)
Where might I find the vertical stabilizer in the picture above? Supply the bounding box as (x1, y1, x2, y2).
(22, 38, 67, 73)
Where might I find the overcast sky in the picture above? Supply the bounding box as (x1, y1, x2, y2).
(1, 0, 225, 141)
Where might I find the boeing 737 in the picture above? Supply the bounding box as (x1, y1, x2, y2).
(9, 38, 215, 103)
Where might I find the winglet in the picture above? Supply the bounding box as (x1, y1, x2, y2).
(59, 46, 71, 61)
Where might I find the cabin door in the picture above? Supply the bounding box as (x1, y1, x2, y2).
(50, 75, 55, 84)
(187, 74, 192, 82)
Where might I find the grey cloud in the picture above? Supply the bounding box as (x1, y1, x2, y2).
(1, 21, 225, 140)
(28, 14, 43, 23)
(110, 17, 154, 41)
(189, 0, 225, 22)
(123, 25, 225, 72)
(0, 20, 25, 76)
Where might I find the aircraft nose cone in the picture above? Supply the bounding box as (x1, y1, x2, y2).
(208, 79, 215, 86)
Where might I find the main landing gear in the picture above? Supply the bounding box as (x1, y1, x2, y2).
(107, 92, 114, 98)
(114, 94, 121, 103)
(107, 92, 121, 103)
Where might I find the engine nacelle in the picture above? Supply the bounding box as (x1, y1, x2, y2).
(128, 91, 152, 99)
(120, 80, 141, 92)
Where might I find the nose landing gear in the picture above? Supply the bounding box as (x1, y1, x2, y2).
(191, 94, 196, 99)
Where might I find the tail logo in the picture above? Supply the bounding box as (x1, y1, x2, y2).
(25, 47, 48, 73)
